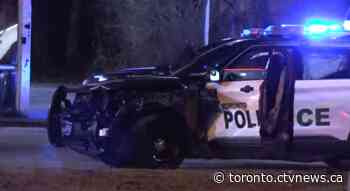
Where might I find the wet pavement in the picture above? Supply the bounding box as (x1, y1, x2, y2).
(0, 127, 109, 170)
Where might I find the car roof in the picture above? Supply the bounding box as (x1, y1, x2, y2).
(172, 35, 350, 76)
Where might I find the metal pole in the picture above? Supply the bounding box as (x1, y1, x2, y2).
(204, 0, 211, 46)
(347, 171, 350, 191)
(16, 0, 32, 114)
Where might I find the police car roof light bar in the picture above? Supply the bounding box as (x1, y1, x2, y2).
(263, 25, 304, 37)
(241, 19, 350, 40)
(241, 28, 264, 38)
(344, 20, 350, 31)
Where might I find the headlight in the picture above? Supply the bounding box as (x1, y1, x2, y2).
(82, 79, 88, 85)
(93, 75, 108, 82)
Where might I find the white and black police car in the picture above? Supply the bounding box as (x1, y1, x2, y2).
(203, 19, 350, 166)
(48, 18, 350, 168)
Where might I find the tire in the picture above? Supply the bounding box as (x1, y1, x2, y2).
(325, 158, 342, 169)
(106, 106, 188, 169)
(324, 135, 350, 169)
(0, 72, 9, 110)
(47, 86, 68, 147)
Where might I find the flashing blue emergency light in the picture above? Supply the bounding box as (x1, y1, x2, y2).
(241, 29, 251, 37)
(304, 18, 343, 39)
(240, 28, 264, 38)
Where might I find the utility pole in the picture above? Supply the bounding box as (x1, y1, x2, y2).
(16, 0, 32, 114)
(347, 171, 350, 191)
(204, 0, 211, 45)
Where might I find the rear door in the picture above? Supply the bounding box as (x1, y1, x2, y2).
(294, 46, 350, 141)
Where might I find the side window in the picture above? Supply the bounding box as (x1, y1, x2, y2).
(181, 45, 237, 75)
(301, 48, 350, 80)
(223, 47, 271, 81)
(223, 68, 266, 81)
(233, 47, 271, 69)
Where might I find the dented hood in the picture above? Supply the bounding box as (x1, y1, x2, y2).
(0, 24, 17, 61)
(82, 66, 171, 86)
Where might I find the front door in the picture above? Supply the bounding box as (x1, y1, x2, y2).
(207, 46, 272, 141)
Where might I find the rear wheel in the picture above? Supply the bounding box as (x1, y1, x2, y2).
(325, 158, 342, 169)
(324, 134, 350, 169)
(107, 106, 188, 168)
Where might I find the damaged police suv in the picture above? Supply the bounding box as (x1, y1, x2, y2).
(48, 21, 350, 168)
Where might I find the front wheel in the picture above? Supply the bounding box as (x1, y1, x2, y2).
(107, 107, 188, 169)
(47, 86, 71, 147)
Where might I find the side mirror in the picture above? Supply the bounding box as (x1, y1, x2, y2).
(209, 70, 220, 82)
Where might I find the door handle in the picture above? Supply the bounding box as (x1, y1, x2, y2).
(240, 85, 254, 93)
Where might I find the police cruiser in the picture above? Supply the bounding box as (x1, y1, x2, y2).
(48, 19, 350, 168)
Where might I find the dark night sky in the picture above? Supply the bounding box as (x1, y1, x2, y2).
(0, 0, 17, 29)
(3, 0, 350, 82)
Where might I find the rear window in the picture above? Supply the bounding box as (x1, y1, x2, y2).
(301, 47, 350, 80)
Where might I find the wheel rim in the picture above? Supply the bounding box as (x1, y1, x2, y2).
(49, 100, 72, 138)
(152, 137, 180, 163)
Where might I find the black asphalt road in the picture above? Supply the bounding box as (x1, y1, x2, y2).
(0, 127, 331, 170)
